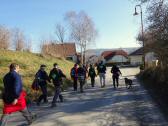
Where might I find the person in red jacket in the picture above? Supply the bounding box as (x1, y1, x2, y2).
(0, 63, 34, 126)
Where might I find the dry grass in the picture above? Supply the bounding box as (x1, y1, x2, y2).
(0, 50, 74, 108)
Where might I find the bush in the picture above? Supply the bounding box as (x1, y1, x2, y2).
(138, 67, 168, 118)
(139, 64, 144, 70)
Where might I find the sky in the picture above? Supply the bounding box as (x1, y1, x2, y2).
(0, 0, 145, 52)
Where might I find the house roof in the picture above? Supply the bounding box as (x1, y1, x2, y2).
(43, 43, 76, 57)
(101, 50, 128, 61)
(89, 55, 98, 59)
(129, 47, 143, 56)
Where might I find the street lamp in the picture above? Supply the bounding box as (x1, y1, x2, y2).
(134, 4, 145, 69)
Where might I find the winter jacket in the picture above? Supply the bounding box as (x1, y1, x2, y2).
(49, 68, 66, 86)
(3, 71, 23, 104)
(111, 66, 121, 77)
(35, 70, 50, 85)
(70, 67, 78, 79)
(77, 67, 86, 81)
(97, 64, 106, 74)
(88, 68, 96, 78)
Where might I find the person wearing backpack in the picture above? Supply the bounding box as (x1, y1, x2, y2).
(49, 63, 66, 107)
(35, 65, 50, 106)
(88, 64, 96, 87)
(97, 61, 106, 88)
(111, 65, 122, 89)
(77, 64, 86, 93)
(70, 64, 78, 91)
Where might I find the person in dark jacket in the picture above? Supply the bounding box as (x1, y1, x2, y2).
(70, 64, 78, 91)
(49, 63, 66, 107)
(36, 65, 50, 106)
(0, 63, 33, 126)
(77, 64, 86, 93)
(97, 61, 106, 88)
(88, 64, 96, 87)
(111, 65, 122, 89)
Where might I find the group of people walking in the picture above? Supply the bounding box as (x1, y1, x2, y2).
(70, 60, 122, 92)
(0, 61, 122, 126)
(35, 63, 66, 107)
(0, 63, 66, 125)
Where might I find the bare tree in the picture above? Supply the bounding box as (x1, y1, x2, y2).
(40, 38, 54, 55)
(65, 11, 98, 64)
(134, 0, 164, 4)
(55, 23, 67, 57)
(136, 0, 168, 68)
(13, 28, 25, 51)
(0, 25, 11, 50)
(55, 23, 66, 43)
(24, 38, 32, 52)
(40, 39, 48, 54)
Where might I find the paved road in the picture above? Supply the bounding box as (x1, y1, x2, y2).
(7, 67, 168, 126)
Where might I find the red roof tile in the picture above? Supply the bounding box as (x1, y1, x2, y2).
(101, 50, 128, 60)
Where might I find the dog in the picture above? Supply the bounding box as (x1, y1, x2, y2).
(124, 78, 133, 89)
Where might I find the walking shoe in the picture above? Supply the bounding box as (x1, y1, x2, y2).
(36, 102, 40, 106)
(80, 90, 84, 93)
(51, 104, 57, 108)
(43, 100, 48, 103)
(28, 114, 37, 125)
(60, 98, 63, 103)
(59, 95, 63, 102)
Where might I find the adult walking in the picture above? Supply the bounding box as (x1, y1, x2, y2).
(36, 65, 50, 106)
(0, 63, 34, 126)
(97, 61, 106, 88)
(88, 64, 96, 87)
(70, 64, 78, 91)
(49, 63, 66, 107)
(77, 64, 86, 93)
(111, 65, 122, 89)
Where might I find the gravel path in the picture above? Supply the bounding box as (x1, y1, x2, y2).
(6, 67, 168, 126)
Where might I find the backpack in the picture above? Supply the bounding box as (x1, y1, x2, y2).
(89, 68, 95, 76)
(50, 69, 60, 81)
(71, 68, 76, 77)
(51, 72, 57, 80)
(31, 79, 40, 91)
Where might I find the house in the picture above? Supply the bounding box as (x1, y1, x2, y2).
(129, 47, 143, 66)
(42, 43, 78, 62)
(129, 47, 159, 67)
(86, 55, 99, 65)
(145, 52, 158, 67)
(101, 50, 129, 66)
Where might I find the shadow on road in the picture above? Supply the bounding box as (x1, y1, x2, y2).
(7, 77, 168, 126)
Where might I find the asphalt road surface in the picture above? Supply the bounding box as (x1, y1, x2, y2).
(6, 67, 168, 126)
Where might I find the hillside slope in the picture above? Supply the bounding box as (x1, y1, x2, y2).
(0, 50, 74, 97)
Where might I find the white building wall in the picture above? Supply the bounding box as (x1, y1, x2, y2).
(145, 52, 157, 62)
(130, 55, 143, 65)
(145, 52, 158, 67)
(106, 55, 129, 63)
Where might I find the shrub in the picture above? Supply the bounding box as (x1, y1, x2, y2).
(138, 67, 168, 110)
